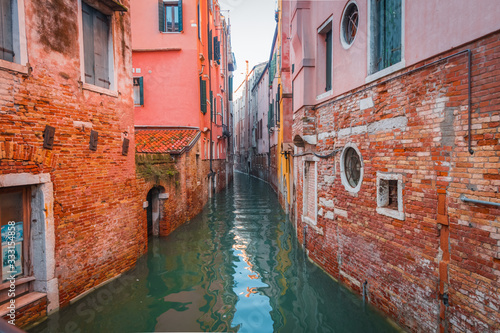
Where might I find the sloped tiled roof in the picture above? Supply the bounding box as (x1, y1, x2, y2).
(135, 128, 200, 154)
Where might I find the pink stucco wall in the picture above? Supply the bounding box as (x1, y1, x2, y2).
(289, 0, 500, 111)
(133, 50, 201, 127)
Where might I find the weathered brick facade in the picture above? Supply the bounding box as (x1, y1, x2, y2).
(137, 139, 230, 238)
(293, 33, 500, 332)
(0, 0, 146, 328)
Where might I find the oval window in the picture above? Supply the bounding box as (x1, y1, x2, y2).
(341, 2, 359, 48)
(344, 147, 361, 188)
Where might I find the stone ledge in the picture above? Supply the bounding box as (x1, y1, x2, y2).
(0, 292, 46, 317)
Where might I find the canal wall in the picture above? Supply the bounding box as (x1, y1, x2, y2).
(293, 33, 500, 332)
(0, 0, 147, 327)
(137, 137, 232, 238)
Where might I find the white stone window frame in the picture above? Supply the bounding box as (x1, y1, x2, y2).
(339, 142, 364, 194)
(376, 172, 405, 220)
(0, 173, 59, 314)
(0, 0, 28, 75)
(365, 0, 406, 84)
(302, 156, 319, 226)
(340, 0, 359, 50)
(77, 0, 118, 97)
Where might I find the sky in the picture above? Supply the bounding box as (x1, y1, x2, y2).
(219, 0, 278, 95)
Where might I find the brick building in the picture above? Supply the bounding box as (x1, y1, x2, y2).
(131, 0, 234, 237)
(285, 0, 500, 332)
(0, 0, 144, 328)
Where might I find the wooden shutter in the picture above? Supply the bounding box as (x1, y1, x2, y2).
(200, 77, 207, 114)
(386, 0, 402, 67)
(178, 0, 183, 32)
(210, 90, 213, 120)
(82, 3, 95, 84)
(208, 30, 212, 60)
(158, 0, 165, 32)
(228, 77, 233, 101)
(138, 77, 144, 105)
(325, 30, 332, 91)
(214, 36, 220, 63)
(94, 10, 110, 89)
(0, 0, 13, 62)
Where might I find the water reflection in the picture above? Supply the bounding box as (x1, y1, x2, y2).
(29, 173, 399, 333)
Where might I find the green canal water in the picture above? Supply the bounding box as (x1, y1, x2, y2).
(29, 173, 400, 333)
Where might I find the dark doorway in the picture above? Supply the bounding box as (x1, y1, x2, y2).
(146, 187, 162, 236)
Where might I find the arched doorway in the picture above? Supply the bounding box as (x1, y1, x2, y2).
(146, 186, 164, 236)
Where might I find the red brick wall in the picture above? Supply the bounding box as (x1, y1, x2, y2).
(2, 296, 47, 329)
(0, 0, 146, 317)
(293, 33, 500, 332)
(138, 142, 232, 237)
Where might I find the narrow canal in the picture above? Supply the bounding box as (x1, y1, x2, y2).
(29, 173, 400, 333)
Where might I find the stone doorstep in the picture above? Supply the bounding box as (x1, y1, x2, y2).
(0, 292, 46, 317)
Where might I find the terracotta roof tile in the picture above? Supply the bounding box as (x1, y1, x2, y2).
(135, 128, 200, 154)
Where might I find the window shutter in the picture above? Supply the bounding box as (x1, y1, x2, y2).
(82, 3, 95, 85)
(214, 36, 220, 63)
(158, 0, 165, 32)
(200, 77, 207, 114)
(386, 0, 402, 67)
(178, 0, 183, 32)
(139, 77, 144, 106)
(228, 77, 233, 101)
(0, 0, 13, 62)
(210, 90, 213, 120)
(208, 30, 212, 60)
(213, 94, 217, 124)
(94, 11, 110, 89)
(325, 30, 332, 91)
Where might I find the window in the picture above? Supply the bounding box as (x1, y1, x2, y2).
(318, 19, 333, 92)
(197, 2, 201, 40)
(369, 0, 402, 74)
(82, 2, 113, 89)
(341, 1, 359, 49)
(303, 160, 318, 225)
(376, 172, 404, 220)
(0, 0, 27, 71)
(159, 0, 183, 32)
(0, 0, 14, 62)
(133, 77, 144, 106)
(340, 143, 364, 193)
(200, 77, 207, 114)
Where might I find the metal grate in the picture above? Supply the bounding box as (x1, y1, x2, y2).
(343, 3, 359, 45)
(344, 147, 361, 188)
(387, 179, 398, 208)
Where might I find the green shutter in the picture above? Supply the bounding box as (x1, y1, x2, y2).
(139, 77, 144, 106)
(210, 90, 214, 120)
(326, 30, 332, 91)
(386, 0, 401, 68)
(158, 0, 165, 32)
(228, 77, 233, 101)
(178, 0, 183, 32)
(200, 77, 207, 114)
